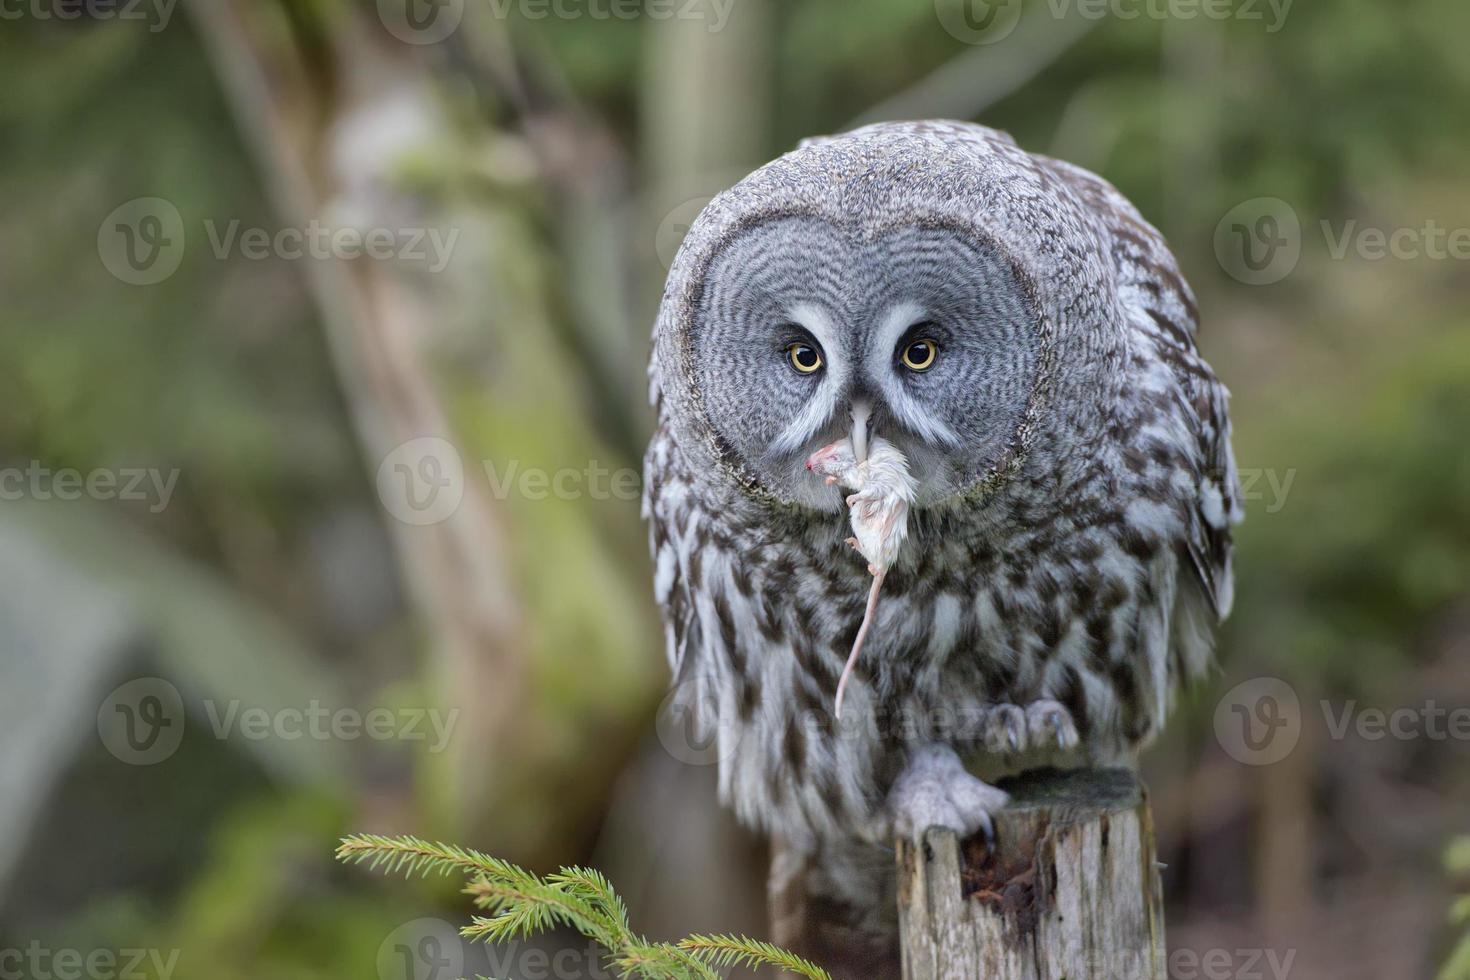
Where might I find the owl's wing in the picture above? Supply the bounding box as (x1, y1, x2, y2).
(642, 424, 702, 680)
(1038, 154, 1244, 621)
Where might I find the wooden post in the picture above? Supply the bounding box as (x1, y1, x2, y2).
(896, 768, 1166, 980)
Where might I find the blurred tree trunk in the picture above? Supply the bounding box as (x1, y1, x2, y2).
(639, 0, 773, 319)
(188, 0, 660, 861)
(642, 0, 772, 188)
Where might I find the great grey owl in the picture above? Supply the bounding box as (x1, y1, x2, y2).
(642, 120, 1241, 970)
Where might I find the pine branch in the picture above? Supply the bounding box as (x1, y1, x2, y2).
(680, 933, 834, 980)
(337, 834, 810, 980)
(336, 834, 528, 882)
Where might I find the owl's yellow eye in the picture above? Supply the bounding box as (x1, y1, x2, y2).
(787, 343, 823, 374)
(900, 339, 939, 371)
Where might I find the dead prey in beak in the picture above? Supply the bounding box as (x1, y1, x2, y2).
(805, 436, 916, 718)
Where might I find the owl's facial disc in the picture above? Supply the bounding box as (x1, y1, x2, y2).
(692, 215, 1040, 509)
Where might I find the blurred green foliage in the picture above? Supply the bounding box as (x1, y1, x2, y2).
(3, 0, 1470, 976)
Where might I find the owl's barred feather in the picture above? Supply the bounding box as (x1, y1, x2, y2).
(642, 121, 1241, 963)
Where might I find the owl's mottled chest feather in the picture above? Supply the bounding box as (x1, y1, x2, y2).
(644, 371, 1217, 846)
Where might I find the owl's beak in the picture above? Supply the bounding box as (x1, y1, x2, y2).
(850, 401, 872, 463)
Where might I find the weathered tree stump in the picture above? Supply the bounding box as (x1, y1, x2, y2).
(896, 768, 1166, 980)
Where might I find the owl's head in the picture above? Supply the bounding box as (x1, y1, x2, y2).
(691, 216, 1039, 508)
(653, 122, 1122, 512)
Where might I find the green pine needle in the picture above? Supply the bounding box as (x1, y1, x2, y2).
(336, 834, 822, 980)
(680, 933, 834, 980)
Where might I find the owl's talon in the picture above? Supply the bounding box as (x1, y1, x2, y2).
(887, 744, 1008, 844)
(983, 704, 1027, 756)
(975, 809, 996, 851)
(980, 700, 1080, 755)
(1025, 699, 1079, 752)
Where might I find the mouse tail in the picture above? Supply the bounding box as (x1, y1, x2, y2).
(834, 567, 885, 719)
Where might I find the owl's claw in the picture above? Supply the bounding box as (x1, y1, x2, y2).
(975, 808, 996, 851)
(983, 704, 1026, 755)
(886, 743, 1008, 846)
(1026, 699, 1080, 752)
(981, 700, 1080, 755)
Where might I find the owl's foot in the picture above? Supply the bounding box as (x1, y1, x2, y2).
(981, 699, 1079, 754)
(886, 743, 1009, 845)
(1027, 699, 1080, 751)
